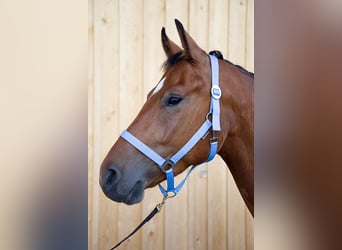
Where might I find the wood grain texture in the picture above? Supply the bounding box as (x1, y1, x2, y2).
(188, 1, 209, 249)
(89, 0, 254, 249)
(207, 2, 229, 249)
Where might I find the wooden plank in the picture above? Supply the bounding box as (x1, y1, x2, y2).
(142, 0, 166, 98)
(227, 172, 247, 250)
(228, 0, 248, 67)
(207, 158, 228, 250)
(88, 0, 94, 247)
(92, 0, 106, 249)
(116, 1, 144, 249)
(141, 1, 166, 249)
(118, 0, 144, 127)
(246, 0, 254, 72)
(187, 167, 208, 250)
(207, 1, 229, 249)
(165, 0, 189, 43)
(93, 0, 120, 249)
(188, 2, 209, 249)
(208, 0, 229, 55)
(246, 209, 254, 250)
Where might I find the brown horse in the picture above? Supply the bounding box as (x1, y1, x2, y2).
(100, 20, 254, 216)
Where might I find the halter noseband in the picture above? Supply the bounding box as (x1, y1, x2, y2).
(120, 54, 221, 197)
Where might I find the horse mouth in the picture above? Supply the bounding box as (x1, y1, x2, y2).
(123, 180, 145, 205)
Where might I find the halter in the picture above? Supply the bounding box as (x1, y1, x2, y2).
(120, 54, 221, 197)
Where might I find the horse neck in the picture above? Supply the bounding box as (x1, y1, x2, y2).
(217, 61, 254, 215)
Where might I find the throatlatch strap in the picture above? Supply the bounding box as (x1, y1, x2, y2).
(169, 119, 212, 164)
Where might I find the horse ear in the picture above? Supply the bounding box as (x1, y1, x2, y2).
(175, 19, 206, 62)
(161, 27, 182, 58)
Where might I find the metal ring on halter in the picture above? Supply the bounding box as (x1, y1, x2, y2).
(160, 159, 175, 173)
(165, 190, 177, 198)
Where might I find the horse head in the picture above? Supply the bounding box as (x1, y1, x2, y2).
(99, 20, 226, 205)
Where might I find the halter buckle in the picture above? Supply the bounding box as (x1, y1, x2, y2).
(211, 85, 221, 100)
(210, 137, 218, 143)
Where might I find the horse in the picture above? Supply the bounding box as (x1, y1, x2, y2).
(100, 19, 254, 216)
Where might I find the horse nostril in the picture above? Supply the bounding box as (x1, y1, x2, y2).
(104, 166, 121, 189)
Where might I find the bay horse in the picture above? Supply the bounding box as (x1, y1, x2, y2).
(100, 19, 254, 216)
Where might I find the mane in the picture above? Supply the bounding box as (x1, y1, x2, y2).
(223, 59, 254, 79)
(162, 51, 254, 80)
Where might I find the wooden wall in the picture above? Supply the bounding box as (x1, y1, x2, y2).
(89, 0, 254, 249)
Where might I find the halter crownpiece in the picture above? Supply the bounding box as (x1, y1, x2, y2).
(120, 54, 221, 197)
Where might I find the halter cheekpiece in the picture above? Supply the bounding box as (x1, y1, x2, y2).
(120, 54, 221, 197)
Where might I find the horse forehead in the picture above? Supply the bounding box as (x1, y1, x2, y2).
(151, 70, 187, 96)
(151, 64, 200, 98)
(151, 77, 166, 96)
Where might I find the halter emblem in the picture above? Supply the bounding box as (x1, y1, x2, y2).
(211, 85, 221, 100)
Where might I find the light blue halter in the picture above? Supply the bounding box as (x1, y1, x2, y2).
(120, 54, 221, 197)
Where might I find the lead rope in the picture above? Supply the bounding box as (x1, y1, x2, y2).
(110, 195, 169, 250)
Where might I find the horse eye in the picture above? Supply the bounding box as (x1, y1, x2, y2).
(166, 95, 183, 106)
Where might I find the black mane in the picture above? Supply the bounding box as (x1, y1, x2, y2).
(162, 51, 254, 80)
(224, 59, 254, 79)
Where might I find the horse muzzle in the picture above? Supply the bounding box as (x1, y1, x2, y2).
(100, 164, 145, 205)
